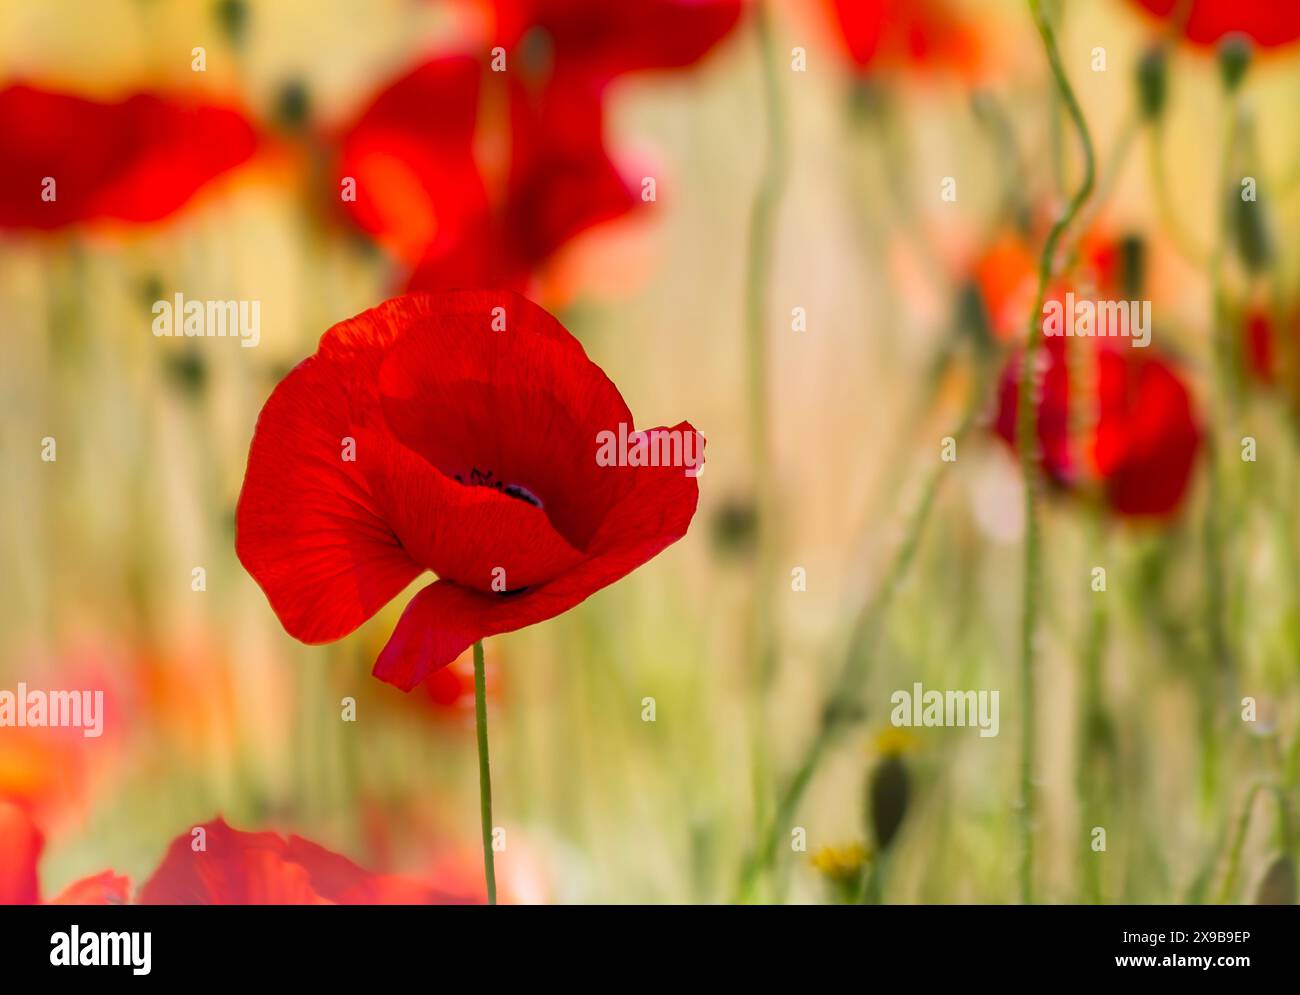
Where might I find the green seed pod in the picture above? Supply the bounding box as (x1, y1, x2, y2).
(710, 497, 757, 559)
(1118, 234, 1146, 299)
(868, 754, 910, 853)
(216, 0, 248, 48)
(1254, 855, 1297, 904)
(1217, 33, 1252, 93)
(1233, 186, 1274, 274)
(1136, 47, 1168, 122)
(274, 80, 311, 132)
(956, 279, 995, 355)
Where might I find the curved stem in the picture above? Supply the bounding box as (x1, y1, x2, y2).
(1019, 0, 1096, 905)
(473, 639, 497, 905)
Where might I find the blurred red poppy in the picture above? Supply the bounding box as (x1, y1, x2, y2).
(0, 85, 255, 229)
(404, 0, 741, 291)
(1129, 0, 1300, 48)
(406, 72, 634, 292)
(993, 303, 1201, 518)
(235, 291, 703, 690)
(826, 0, 984, 78)
(333, 57, 487, 267)
(139, 818, 476, 904)
(486, 0, 744, 86)
(0, 799, 128, 904)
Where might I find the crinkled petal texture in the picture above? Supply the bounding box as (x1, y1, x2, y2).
(138, 818, 472, 905)
(0, 85, 255, 229)
(236, 291, 703, 689)
(1131, 0, 1300, 48)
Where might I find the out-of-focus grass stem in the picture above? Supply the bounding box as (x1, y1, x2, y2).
(739, 391, 983, 900)
(742, 0, 790, 859)
(1019, 0, 1095, 905)
(1216, 780, 1290, 903)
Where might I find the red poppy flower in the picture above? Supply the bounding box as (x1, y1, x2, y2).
(405, 72, 634, 293)
(993, 315, 1201, 518)
(1129, 0, 1300, 48)
(235, 291, 703, 690)
(0, 85, 255, 230)
(139, 818, 477, 904)
(0, 799, 129, 904)
(826, 0, 984, 78)
(333, 57, 488, 267)
(487, 0, 744, 86)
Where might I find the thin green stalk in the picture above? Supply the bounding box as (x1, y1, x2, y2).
(742, 0, 790, 852)
(473, 639, 497, 905)
(1019, 0, 1096, 905)
(1216, 781, 1290, 903)
(739, 396, 982, 900)
(1077, 518, 1111, 905)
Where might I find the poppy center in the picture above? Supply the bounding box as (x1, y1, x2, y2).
(453, 467, 544, 509)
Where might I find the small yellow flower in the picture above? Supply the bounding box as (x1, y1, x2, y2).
(873, 726, 921, 758)
(810, 842, 869, 884)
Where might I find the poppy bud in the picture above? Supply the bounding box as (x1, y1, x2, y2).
(164, 349, 208, 396)
(1117, 234, 1145, 299)
(957, 279, 995, 354)
(848, 77, 887, 123)
(1254, 855, 1297, 904)
(216, 0, 248, 49)
(867, 754, 910, 852)
(1232, 184, 1274, 274)
(1217, 33, 1252, 93)
(274, 79, 310, 131)
(1136, 46, 1167, 121)
(710, 497, 757, 558)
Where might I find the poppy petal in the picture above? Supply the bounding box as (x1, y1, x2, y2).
(373, 426, 702, 689)
(504, 74, 637, 270)
(0, 800, 42, 904)
(0, 85, 255, 229)
(376, 290, 636, 549)
(493, 0, 743, 79)
(235, 299, 448, 643)
(139, 818, 324, 905)
(355, 425, 585, 590)
(335, 57, 487, 264)
(50, 870, 131, 905)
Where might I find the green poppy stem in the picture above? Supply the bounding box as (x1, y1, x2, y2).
(472, 639, 497, 905)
